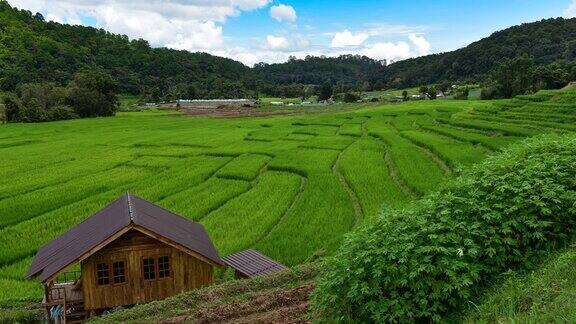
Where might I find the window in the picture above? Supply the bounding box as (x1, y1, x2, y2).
(113, 261, 126, 284)
(143, 258, 155, 280)
(96, 263, 110, 285)
(158, 256, 170, 278)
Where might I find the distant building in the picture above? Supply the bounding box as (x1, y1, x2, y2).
(177, 99, 256, 107)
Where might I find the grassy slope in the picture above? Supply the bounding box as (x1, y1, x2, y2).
(462, 248, 576, 323)
(90, 264, 318, 323)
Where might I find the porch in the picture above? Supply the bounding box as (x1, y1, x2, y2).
(42, 271, 87, 323)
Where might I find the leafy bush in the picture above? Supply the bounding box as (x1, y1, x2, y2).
(454, 87, 470, 100)
(49, 105, 78, 121)
(311, 134, 576, 323)
(343, 92, 361, 103)
(480, 87, 497, 100)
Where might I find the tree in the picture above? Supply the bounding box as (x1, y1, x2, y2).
(534, 63, 569, 90)
(3, 94, 22, 122)
(454, 87, 470, 100)
(18, 98, 48, 122)
(18, 82, 66, 110)
(419, 86, 429, 95)
(490, 56, 535, 98)
(438, 82, 451, 94)
(67, 69, 119, 118)
(343, 92, 361, 103)
(428, 86, 438, 100)
(402, 90, 409, 101)
(318, 82, 333, 101)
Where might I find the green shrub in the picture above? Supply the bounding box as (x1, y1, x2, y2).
(454, 87, 470, 100)
(311, 134, 576, 323)
(480, 87, 497, 100)
(343, 92, 361, 103)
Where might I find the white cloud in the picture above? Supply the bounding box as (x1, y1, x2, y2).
(565, 0, 576, 17)
(361, 41, 411, 62)
(408, 34, 431, 56)
(270, 4, 297, 22)
(232, 0, 271, 11)
(331, 29, 369, 47)
(223, 33, 431, 66)
(266, 35, 290, 50)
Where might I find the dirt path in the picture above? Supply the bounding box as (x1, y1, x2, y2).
(177, 106, 291, 118)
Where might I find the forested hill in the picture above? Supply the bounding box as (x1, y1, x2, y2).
(253, 55, 384, 87)
(0, 1, 253, 100)
(2, 0, 576, 99)
(378, 17, 576, 88)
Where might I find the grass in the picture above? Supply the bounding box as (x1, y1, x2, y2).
(462, 248, 576, 323)
(367, 121, 448, 195)
(338, 123, 363, 137)
(400, 130, 488, 168)
(159, 178, 252, 221)
(338, 138, 408, 219)
(421, 124, 520, 151)
(203, 171, 301, 255)
(1, 87, 575, 303)
(215, 153, 271, 181)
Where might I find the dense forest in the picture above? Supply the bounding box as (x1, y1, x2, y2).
(0, 1, 253, 101)
(379, 17, 576, 88)
(1, 0, 576, 102)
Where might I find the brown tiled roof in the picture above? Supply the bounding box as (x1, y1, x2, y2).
(222, 249, 288, 278)
(27, 193, 223, 282)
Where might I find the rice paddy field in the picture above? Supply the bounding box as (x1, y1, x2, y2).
(1, 86, 576, 302)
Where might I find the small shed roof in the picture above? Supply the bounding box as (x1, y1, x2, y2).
(222, 249, 288, 278)
(28, 193, 224, 282)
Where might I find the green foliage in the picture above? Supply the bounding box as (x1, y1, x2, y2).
(489, 56, 536, 98)
(462, 248, 576, 323)
(318, 82, 334, 101)
(483, 57, 571, 99)
(454, 87, 470, 100)
(67, 68, 119, 118)
(343, 92, 361, 103)
(311, 134, 576, 322)
(381, 18, 576, 88)
(0, 299, 40, 323)
(0, 1, 253, 100)
(2, 74, 115, 123)
(2, 1, 575, 100)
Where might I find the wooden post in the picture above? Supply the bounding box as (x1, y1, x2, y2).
(63, 292, 67, 324)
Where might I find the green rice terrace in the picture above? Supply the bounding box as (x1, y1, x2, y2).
(1, 86, 576, 303)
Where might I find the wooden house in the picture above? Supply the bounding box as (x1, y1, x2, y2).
(27, 193, 224, 320)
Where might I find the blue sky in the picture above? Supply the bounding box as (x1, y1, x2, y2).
(8, 0, 576, 65)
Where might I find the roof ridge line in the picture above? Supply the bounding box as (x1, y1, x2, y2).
(127, 192, 134, 222)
